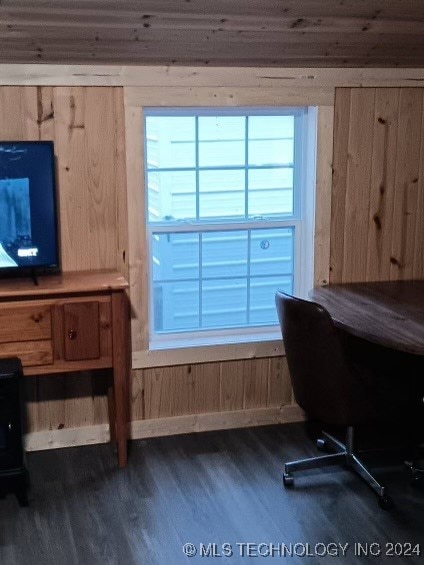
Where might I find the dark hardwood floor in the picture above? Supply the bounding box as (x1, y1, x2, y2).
(1, 423, 424, 564)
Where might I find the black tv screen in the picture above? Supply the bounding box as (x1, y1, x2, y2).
(0, 141, 59, 272)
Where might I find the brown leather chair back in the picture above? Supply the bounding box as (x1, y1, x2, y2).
(275, 290, 365, 427)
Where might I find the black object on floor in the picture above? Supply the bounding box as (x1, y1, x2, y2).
(0, 357, 28, 507)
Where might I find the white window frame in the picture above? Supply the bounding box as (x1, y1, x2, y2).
(144, 106, 317, 351)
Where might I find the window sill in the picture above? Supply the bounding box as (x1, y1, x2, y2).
(132, 337, 285, 369)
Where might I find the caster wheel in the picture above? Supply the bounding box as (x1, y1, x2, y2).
(316, 438, 327, 451)
(378, 495, 394, 511)
(283, 472, 294, 487)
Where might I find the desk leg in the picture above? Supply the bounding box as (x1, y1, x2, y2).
(107, 377, 117, 445)
(111, 291, 130, 468)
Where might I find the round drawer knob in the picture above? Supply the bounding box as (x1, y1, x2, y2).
(68, 329, 77, 340)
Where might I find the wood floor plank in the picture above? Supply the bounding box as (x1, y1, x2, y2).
(1, 424, 424, 564)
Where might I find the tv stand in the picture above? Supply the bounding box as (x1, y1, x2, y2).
(0, 271, 130, 467)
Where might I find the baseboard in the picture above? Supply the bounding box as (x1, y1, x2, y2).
(24, 424, 110, 452)
(24, 405, 304, 451)
(130, 404, 305, 440)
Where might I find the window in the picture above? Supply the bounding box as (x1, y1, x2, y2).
(144, 107, 316, 349)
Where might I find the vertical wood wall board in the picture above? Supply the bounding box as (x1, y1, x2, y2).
(342, 88, 375, 283)
(243, 358, 270, 410)
(366, 88, 400, 281)
(267, 357, 292, 408)
(219, 360, 245, 412)
(329, 89, 351, 283)
(113, 88, 130, 278)
(390, 89, 423, 280)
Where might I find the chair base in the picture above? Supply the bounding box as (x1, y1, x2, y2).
(283, 427, 393, 509)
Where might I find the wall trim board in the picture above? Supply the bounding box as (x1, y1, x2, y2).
(1, 65, 424, 87)
(25, 424, 111, 452)
(124, 105, 147, 352)
(124, 86, 334, 107)
(131, 404, 305, 439)
(24, 405, 303, 451)
(314, 106, 334, 287)
(133, 340, 285, 369)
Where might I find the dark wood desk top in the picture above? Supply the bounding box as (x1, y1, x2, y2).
(310, 281, 424, 356)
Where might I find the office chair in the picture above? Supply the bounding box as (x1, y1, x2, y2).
(275, 290, 394, 509)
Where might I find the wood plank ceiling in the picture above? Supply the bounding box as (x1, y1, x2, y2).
(0, 0, 424, 67)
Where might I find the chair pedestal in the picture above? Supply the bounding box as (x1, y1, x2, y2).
(283, 427, 393, 509)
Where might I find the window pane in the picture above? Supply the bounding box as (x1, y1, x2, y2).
(153, 281, 199, 332)
(249, 116, 294, 139)
(147, 170, 196, 221)
(249, 275, 293, 325)
(248, 116, 294, 167)
(199, 116, 245, 167)
(202, 278, 247, 329)
(249, 139, 294, 167)
(248, 168, 294, 216)
(146, 116, 195, 169)
(152, 233, 199, 282)
(250, 228, 294, 277)
(199, 170, 245, 218)
(202, 231, 248, 278)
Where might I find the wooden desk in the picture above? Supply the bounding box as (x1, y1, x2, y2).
(310, 281, 424, 356)
(0, 271, 130, 467)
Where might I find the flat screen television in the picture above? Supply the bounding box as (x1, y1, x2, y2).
(0, 141, 59, 275)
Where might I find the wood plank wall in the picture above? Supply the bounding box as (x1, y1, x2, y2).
(0, 86, 127, 437)
(331, 87, 424, 283)
(0, 86, 296, 443)
(6, 82, 424, 446)
(6, 83, 424, 446)
(132, 357, 292, 420)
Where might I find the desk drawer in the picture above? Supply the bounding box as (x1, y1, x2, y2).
(0, 340, 53, 367)
(0, 304, 51, 343)
(52, 297, 112, 363)
(63, 301, 100, 361)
